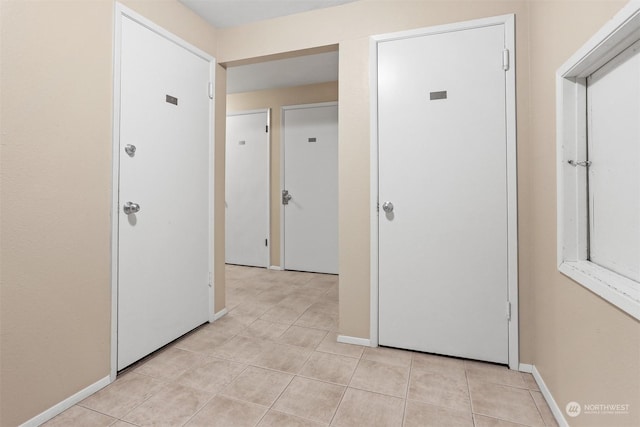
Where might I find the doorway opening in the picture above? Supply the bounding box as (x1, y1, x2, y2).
(222, 46, 340, 323)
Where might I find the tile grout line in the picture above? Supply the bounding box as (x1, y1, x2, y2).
(401, 354, 415, 426)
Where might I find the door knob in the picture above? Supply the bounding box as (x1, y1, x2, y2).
(123, 202, 141, 215)
(382, 201, 394, 213)
(124, 144, 136, 157)
(282, 190, 292, 205)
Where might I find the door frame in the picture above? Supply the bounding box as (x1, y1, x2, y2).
(226, 108, 271, 267)
(110, 3, 216, 380)
(368, 14, 519, 369)
(280, 101, 339, 271)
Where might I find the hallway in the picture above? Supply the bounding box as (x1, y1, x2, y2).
(44, 266, 557, 426)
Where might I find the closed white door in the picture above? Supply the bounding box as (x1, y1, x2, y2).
(118, 16, 211, 370)
(283, 103, 338, 274)
(378, 25, 510, 363)
(226, 110, 270, 267)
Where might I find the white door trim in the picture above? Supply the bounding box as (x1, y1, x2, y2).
(111, 2, 216, 380)
(280, 101, 339, 271)
(369, 14, 519, 369)
(226, 108, 271, 267)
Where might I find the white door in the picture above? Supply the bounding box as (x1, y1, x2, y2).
(283, 103, 338, 274)
(225, 110, 270, 267)
(117, 16, 212, 370)
(378, 24, 510, 363)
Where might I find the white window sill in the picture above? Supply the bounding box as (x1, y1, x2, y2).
(559, 261, 640, 320)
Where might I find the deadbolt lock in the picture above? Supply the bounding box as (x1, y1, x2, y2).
(282, 190, 292, 205)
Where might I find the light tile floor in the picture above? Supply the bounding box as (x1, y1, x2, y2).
(44, 265, 558, 427)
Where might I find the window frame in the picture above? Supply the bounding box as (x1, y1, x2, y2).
(557, 1, 640, 320)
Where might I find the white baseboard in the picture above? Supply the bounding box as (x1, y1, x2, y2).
(268, 265, 282, 271)
(518, 363, 534, 373)
(337, 335, 372, 347)
(20, 375, 111, 427)
(531, 365, 569, 427)
(212, 308, 228, 321)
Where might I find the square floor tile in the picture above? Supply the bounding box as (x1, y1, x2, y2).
(404, 400, 473, 427)
(207, 313, 254, 335)
(185, 395, 267, 427)
(473, 414, 529, 426)
(299, 351, 359, 385)
(252, 290, 288, 305)
(173, 328, 233, 355)
(332, 388, 404, 427)
(362, 346, 412, 368)
(349, 359, 410, 398)
(175, 357, 246, 393)
(122, 383, 212, 426)
(79, 373, 164, 418)
(278, 295, 317, 312)
(239, 319, 290, 340)
(222, 366, 293, 407)
(294, 309, 338, 331)
(258, 410, 326, 426)
(273, 377, 345, 424)
(261, 305, 306, 325)
(210, 335, 268, 364)
(307, 300, 338, 314)
(469, 381, 545, 426)
(41, 405, 115, 427)
(232, 301, 271, 318)
(521, 372, 540, 391)
(316, 333, 364, 359)
(411, 352, 466, 381)
(408, 369, 470, 412)
(252, 342, 313, 374)
(278, 325, 328, 349)
(465, 361, 526, 389)
(530, 391, 559, 427)
(134, 347, 209, 381)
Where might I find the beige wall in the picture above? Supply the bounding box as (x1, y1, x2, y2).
(527, 1, 639, 425)
(217, 1, 639, 425)
(227, 81, 339, 266)
(0, 1, 224, 425)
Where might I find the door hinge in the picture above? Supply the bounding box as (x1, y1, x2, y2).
(208, 272, 212, 288)
(376, 202, 380, 213)
(506, 301, 511, 321)
(502, 49, 510, 71)
(265, 238, 268, 247)
(208, 82, 214, 100)
(265, 125, 269, 133)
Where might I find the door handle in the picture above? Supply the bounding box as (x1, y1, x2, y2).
(124, 144, 136, 157)
(282, 190, 292, 205)
(123, 202, 141, 215)
(382, 201, 394, 213)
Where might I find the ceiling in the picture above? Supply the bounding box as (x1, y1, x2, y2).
(226, 50, 338, 93)
(179, 0, 358, 29)
(180, 1, 351, 93)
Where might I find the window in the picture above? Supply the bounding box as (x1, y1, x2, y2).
(557, 3, 640, 320)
